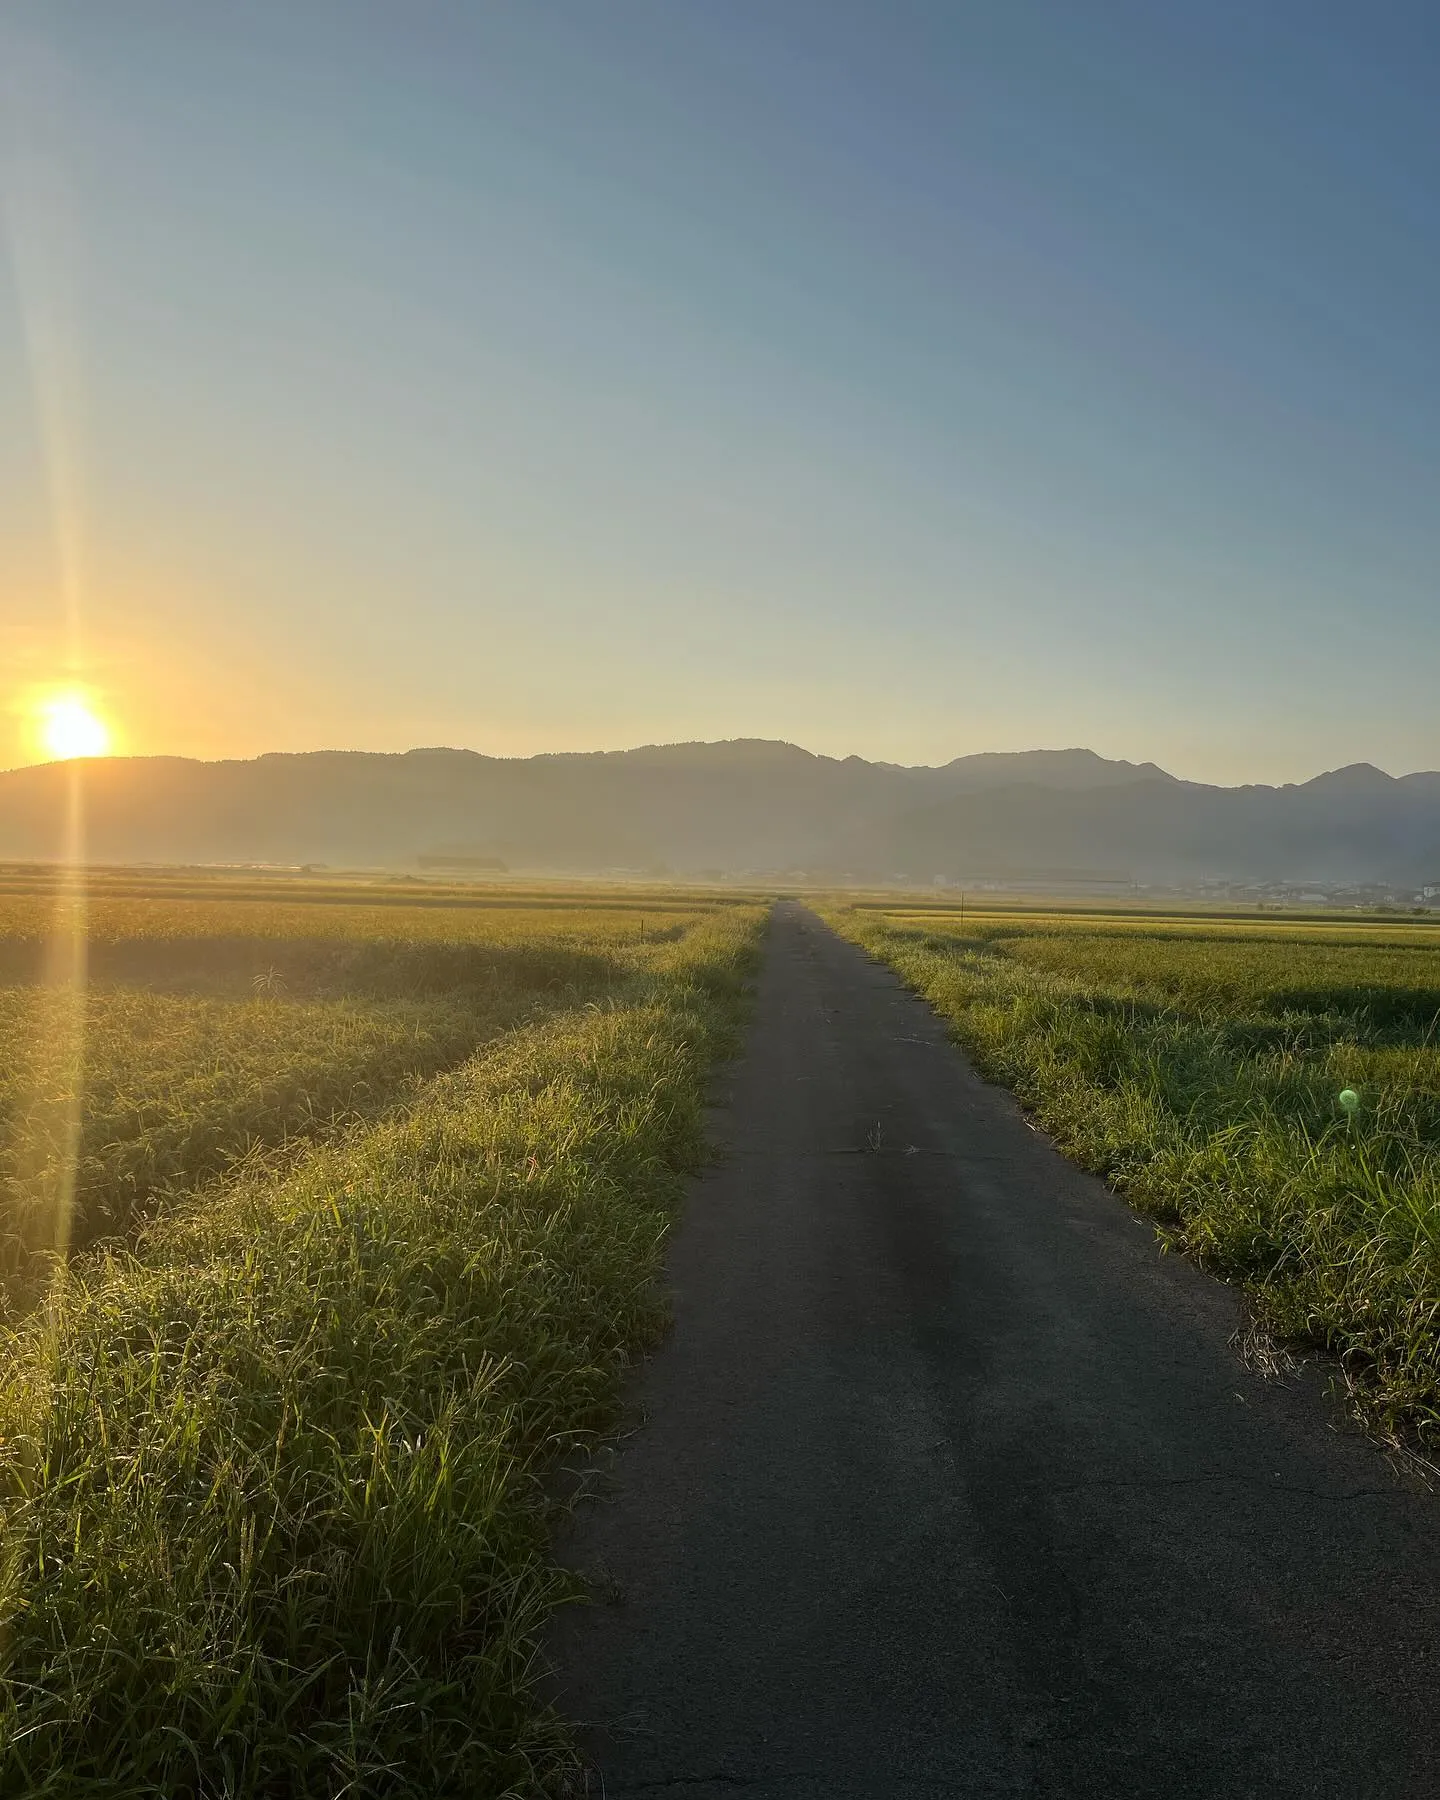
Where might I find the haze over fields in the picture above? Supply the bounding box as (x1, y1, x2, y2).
(3, 742, 1437, 887)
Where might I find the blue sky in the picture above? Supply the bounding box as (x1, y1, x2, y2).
(2, 0, 1438, 781)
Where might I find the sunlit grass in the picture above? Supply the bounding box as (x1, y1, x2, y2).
(0, 894, 713, 1299)
(0, 884, 765, 1793)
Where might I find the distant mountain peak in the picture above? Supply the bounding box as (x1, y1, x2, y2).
(535, 737, 819, 768)
(1301, 762, 1396, 792)
(928, 748, 1178, 792)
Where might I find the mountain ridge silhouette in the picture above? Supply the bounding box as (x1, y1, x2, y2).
(1, 741, 1436, 883)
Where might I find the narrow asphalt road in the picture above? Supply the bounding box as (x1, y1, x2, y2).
(550, 903, 1440, 1799)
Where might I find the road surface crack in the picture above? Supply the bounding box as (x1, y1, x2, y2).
(1037, 1472, 1394, 1502)
(606, 1777, 766, 1795)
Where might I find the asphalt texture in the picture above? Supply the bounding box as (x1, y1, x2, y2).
(549, 903, 1440, 1799)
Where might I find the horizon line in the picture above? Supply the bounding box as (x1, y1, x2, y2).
(4, 738, 1439, 790)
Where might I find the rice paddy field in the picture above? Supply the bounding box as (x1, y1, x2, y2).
(0, 867, 765, 1796)
(830, 899, 1440, 1452)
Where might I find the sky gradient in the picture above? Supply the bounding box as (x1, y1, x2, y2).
(3, 1, 1438, 783)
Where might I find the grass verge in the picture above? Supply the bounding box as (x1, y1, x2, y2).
(0, 908, 763, 1797)
(827, 907, 1440, 1451)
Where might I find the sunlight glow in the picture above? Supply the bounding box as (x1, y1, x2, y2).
(38, 694, 111, 761)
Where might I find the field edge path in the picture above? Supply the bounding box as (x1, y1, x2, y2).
(550, 901, 1440, 1800)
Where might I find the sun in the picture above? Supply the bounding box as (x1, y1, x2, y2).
(39, 694, 113, 761)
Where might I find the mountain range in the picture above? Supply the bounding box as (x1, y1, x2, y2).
(1, 741, 1437, 887)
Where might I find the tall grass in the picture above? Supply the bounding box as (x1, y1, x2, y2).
(0, 901, 711, 1296)
(0, 901, 763, 1795)
(3, 989, 516, 1285)
(830, 908, 1440, 1448)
